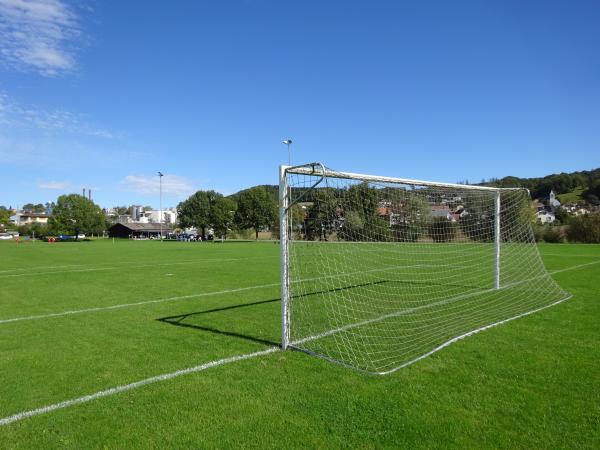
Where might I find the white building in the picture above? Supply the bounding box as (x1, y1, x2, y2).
(9, 212, 49, 225)
(537, 210, 556, 224)
(144, 209, 177, 225)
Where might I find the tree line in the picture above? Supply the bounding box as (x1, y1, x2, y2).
(480, 167, 600, 204)
(177, 186, 277, 240)
(3, 170, 599, 243)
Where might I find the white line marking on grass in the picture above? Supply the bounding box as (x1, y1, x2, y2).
(0, 263, 429, 325)
(0, 347, 279, 427)
(540, 253, 600, 258)
(0, 256, 278, 279)
(0, 283, 281, 324)
(549, 260, 600, 274)
(0, 264, 85, 273)
(1, 260, 597, 326)
(2, 267, 118, 277)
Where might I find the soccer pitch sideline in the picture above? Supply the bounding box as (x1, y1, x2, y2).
(0, 239, 598, 448)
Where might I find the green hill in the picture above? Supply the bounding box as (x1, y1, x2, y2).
(481, 167, 600, 203)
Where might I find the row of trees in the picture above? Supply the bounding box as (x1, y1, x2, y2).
(301, 183, 502, 243)
(177, 186, 277, 240)
(1, 195, 105, 240)
(3, 187, 280, 241)
(299, 183, 600, 244)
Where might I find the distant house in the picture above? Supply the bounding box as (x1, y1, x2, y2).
(574, 208, 590, 216)
(430, 205, 452, 220)
(9, 212, 49, 225)
(108, 223, 172, 238)
(536, 210, 555, 224)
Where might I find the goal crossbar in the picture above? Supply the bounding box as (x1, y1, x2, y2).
(284, 162, 525, 194)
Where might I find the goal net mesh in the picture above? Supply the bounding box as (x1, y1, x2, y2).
(282, 164, 569, 374)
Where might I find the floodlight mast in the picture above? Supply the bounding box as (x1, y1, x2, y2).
(158, 172, 164, 240)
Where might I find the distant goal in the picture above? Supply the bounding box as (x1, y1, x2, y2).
(279, 163, 570, 374)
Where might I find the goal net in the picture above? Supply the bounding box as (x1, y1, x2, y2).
(279, 163, 570, 374)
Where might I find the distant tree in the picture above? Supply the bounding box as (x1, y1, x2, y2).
(143, 205, 154, 211)
(541, 225, 564, 243)
(17, 222, 50, 238)
(49, 194, 105, 240)
(339, 183, 389, 242)
(553, 207, 570, 225)
(234, 186, 277, 240)
(211, 197, 237, 239)
(567, 213, 600, 243)
(390, 193, 430, 242)
(115, 206, 129, 215)
(303, 188, 339, 240)
(583, 180, 600, 206)
(0, 207, 10, 228)
(177, 190, 223, 238)
(429, 217, 458, 242)
(290, 204, 306, 237)
(22, 203, 45, 212)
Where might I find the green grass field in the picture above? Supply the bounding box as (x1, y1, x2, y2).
(1, 239, 599, 448)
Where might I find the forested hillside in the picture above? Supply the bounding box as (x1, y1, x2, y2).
(481, 167, 600, 204)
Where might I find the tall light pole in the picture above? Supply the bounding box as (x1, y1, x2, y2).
(282, 139, 292, 166)
(158, 172, 164, 240)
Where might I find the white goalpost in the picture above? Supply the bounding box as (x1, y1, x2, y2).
(279, 163, 570, 374)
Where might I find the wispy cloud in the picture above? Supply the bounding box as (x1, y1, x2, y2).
(0, 0, 81, 76)
(121, 174, 197, 197)
(37, 180, 70, 190)
(0, 92, 116, 138)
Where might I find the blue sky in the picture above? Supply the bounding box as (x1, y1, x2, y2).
(1, 0, 599, 209)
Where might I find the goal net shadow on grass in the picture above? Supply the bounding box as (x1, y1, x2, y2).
(281, 163, 570, 375)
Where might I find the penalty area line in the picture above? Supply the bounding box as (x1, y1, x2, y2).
(0, 347, 279, 427)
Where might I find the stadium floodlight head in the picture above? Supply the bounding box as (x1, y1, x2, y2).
(282, 139, 293, 165)
(158, 171, 164, 177)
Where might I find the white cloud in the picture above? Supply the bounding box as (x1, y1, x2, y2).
(121, 174, 197, 197)
(38, 180, 69, 190)
(0, 92, 116, 138)
(0, 0, 81, 76)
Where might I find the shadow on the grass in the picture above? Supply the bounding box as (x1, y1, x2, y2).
(157, 297, 281, 346)
(156, 279, 392, 346)
(157, 277, 485, 347)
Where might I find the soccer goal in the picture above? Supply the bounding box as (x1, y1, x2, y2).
(279, 163, 570, 374)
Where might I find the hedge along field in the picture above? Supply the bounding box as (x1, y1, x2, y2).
(0, 239, 599, 449)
